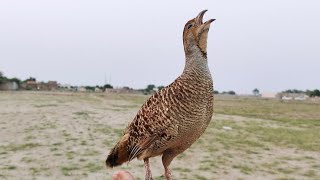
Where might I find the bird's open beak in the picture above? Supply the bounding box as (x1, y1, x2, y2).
(195, 10, 215, 26)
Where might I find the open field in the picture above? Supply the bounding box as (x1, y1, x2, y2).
(0, 91, 319, 180)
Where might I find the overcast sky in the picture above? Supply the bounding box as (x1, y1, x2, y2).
(0, 0, 319, 93)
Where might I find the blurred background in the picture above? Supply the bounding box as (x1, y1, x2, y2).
(0, 0, 319, 94)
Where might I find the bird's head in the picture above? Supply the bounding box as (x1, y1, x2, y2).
(183, 10, 215, 57)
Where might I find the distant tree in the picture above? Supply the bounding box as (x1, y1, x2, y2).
(252, 88, 260, 96)
(157, 85, 165, 91)
(0, 72, 21, 85)
(123, 86, 132, 90)
(308, 89, 320, 97)
(0, 72, 6, 84)
(306, 89, 312, 97)
(221, 91, 236, 95)
(284, 89, 293, 93)
(85, 86, 95, 91)
(145, 84, 156, 93)
(103, 84, 113, 89)
(95, 85, 103, 90)
(314, 89, 320, 97)
(213, 90, 219, 94)
(282, 89, 304, 94)
(24, 77, 36, 82)
(0, 78, 4, 84)
(228, 91, 236, 95)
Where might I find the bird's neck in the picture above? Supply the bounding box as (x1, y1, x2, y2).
(183, 46, 209, 75)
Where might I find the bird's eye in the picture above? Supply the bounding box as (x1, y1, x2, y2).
(187, 24, 193, 29)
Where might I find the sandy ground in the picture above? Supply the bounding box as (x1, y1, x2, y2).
(0, 91, 319, 180)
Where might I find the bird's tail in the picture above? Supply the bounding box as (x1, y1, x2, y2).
(106, 134, 130, 168)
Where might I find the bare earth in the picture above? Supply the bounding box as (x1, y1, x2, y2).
(0, 91, 319, 180)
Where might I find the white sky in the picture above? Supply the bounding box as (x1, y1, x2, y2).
(0, 0, 319, 94)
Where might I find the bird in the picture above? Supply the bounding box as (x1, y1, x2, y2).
(106, 10, 215, 180)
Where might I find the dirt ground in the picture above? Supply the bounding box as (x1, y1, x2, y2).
(0, 91, 319, 180)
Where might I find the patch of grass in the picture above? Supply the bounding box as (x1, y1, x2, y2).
(61, 165, 80, 176)
(39, 122, 57, 129)
(83, 162, 103, 172)
(260, 161, 280, 174)
(21, 157, 33, 163)
(50, 147, 59, 151)
(232, 164, 253, 174)
(34, 104, 58, 108)
(29, 167, 49, 175)
(82, 149, 99, 156)
(61, 130, 71, 137)
(95, 126, 123, 137)
(66, 137, 78, 142)
(65, 151, 76, 159)
(113, 128, 123, 136)
(1, 143, 41, 152)
(109, 104, 140, 111)
(303, 156, 315, 160)
(214, 131, 264, 150)
(107, 94, 148, 105)
(198, 165, 211, 171)
(277, 167, 296, 174)
(80, 140, 87, 146)
(199, 158, 218, 169)
(30, 167, 40, 175)
(73, 111, 88, 116)
(246, 124, 320, 151)
(52, 142, 62, 146)
(24, 135, 35, 141)
(215, 95, 320, 122)
(176, 153, 186, 160)
(192, 174, 207, 180)
(172, 167, 191, 172)
(2, 165, 17, 170)
(303, 169, 317, 177)
(73, 111, 95, 119)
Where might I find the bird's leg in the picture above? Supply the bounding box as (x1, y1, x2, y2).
(162, 150, 176, 180)
(144, 158, 153, 180)
(164, 166, 172, 180)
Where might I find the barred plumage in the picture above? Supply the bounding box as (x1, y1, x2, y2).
(106, 10, 215, 180)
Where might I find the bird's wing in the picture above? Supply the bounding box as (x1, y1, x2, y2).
(126, 84, 182, 160)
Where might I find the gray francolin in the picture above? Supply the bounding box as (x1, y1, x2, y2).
(106, 10, 215, 180)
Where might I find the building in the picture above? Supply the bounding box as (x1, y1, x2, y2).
(77, 86, 87, 92)
(95, 87, 103, 92)
(105, 87, 142, 94)
(261, 92, 277, 98)
(21, 80, 58, 91)
(278, 93, 308, 101)
(0, 81, 18, 90)
(47, 81, 58, 90)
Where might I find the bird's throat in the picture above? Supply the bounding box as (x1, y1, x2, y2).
(183, 50, 209, 75)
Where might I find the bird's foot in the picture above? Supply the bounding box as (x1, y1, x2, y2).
(145, 173, 153, 180)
